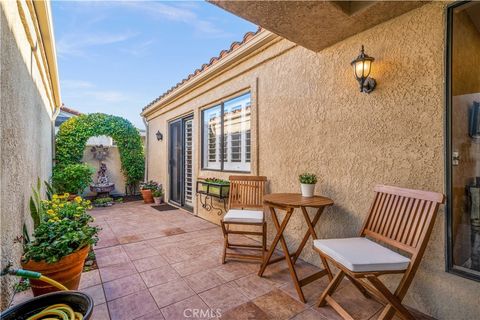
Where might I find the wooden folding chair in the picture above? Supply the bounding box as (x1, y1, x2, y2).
(314, 185, 445, 320)
(221, 176, 267, 263)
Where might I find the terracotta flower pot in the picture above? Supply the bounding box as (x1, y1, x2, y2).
(21, 245, 90, 296)
(141, 189, 154, 203)
(67, 194, 78, 201)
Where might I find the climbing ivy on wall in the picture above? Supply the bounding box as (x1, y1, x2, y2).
(56, 113, 144, 188)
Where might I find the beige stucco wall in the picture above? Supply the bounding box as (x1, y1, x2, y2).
(0, 1, 57, 310)
(145, 3, 480, 319)
(81, 145, 126, 196)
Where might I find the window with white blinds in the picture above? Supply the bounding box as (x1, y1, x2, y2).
(184, 118, 193, 207)
(202, 92, 251, 172)
(203, 106, 221, 170)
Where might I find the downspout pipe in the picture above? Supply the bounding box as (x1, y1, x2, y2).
(51, 104, 61, 167)
(142, 116, 149, 182)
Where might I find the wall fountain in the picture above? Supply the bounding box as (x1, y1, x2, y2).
(89, 145, 115, 199)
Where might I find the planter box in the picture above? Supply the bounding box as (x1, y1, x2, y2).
(197, 181, 230, 199)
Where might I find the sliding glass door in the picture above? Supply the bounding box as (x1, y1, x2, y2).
(446, 1, 480, 281)
(168, 115, 194, 209)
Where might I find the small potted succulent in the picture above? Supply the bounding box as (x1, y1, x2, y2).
(22, 192, 99, 296)
(299, 173, 317, 197)
(140, 180, 158, 203)
(152, 185, 164, 205)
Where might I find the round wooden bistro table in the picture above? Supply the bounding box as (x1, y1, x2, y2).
(258, 193, 334, 303)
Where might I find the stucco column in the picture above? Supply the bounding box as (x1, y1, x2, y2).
(143, 116, 149, 181)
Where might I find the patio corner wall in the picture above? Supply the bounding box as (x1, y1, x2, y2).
(0, 2, 57, 310)
(144, 2, 480, 319)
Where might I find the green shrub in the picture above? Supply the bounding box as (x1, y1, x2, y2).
(52, 164, 94, 194)
(55, 113, 144, 188)
(23, 195, 100, 263)
(93, 197, 113, 205)
(299, 173, 317, 184)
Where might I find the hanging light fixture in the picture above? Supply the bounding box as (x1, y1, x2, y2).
(351, 45, 376, 94)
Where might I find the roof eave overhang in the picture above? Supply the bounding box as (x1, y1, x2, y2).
(33, 1, 62, 109)
(210, 1, 427, 53)
(141, 30, 279, 118)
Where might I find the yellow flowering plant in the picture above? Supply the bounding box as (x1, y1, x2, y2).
(23, 194, 99, 264)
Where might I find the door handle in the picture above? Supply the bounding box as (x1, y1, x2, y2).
(452, 151, 460, 166)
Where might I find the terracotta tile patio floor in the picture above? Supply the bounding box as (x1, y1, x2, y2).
(11, 201, 432, 320)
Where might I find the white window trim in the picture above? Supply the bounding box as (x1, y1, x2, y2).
(202, 92, 251, 172)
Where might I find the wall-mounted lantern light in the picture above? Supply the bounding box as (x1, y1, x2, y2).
(351, 45, 376, 94)
(156, 130, 163, 141)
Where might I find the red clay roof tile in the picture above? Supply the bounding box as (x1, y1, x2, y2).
(60, 104, 82, 116)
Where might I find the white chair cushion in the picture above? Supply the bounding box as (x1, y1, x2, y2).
(223, 209, 264, 224)
(313, 237, 410, 272)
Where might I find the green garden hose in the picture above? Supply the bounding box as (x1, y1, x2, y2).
(3, 268, 83, 320)
(10, 269, 69, 291)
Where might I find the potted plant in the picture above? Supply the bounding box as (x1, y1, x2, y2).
(152, 185, 164, 205)
(140, 180, 158, 203)
(299, 173, 317, 197)
(22, 193, 99, 296)
(52, 163, 94, 199)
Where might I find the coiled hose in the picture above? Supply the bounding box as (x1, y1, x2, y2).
(26, 304, 83, 320)
(4, 269, 83, 320)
